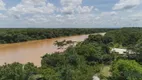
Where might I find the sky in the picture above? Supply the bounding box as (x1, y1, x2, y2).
(0, 0, 141, 28)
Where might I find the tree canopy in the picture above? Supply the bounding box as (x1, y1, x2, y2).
(1, 28, 142, 80)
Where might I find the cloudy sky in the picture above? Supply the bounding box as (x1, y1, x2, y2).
(0, 0, 141, 28)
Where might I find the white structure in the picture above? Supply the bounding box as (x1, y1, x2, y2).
(111, 48, 127, 54)
(93, 75, 100, 80)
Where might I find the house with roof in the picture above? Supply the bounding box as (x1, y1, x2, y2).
(111, 48, 135, 55)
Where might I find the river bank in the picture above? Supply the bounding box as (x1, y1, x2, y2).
(0, 32, 105, 66)
(0, 34, 88, 66)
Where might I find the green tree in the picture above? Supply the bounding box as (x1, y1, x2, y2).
(111, 59, 142, 80)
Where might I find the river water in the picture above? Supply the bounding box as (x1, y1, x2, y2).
(0, 34, 89, 66)
(0, 33, 105, 66)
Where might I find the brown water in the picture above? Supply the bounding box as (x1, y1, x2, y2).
(0, 34, 89, 66)
(0, 33, 105, 66)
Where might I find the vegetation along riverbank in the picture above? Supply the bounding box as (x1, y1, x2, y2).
(0, 28, 113, 44)
(0, 28, 142, 80)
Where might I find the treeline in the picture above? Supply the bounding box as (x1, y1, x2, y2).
(105, 27, 142, 63)
(1, 28, 142, 80)
(0, 28, 113, 44)
(105, 27, 142, 47)
(0, 32, 114, 80)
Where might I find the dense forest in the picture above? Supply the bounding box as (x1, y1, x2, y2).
(105, 27, 142, 47)
(0, 28, 142, 80)
(0, 28, 113, 44)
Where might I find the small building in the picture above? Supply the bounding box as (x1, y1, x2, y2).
(111, 48, 127, 55)
(111, 48, 135, 55)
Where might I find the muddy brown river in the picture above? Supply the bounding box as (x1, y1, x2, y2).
(0, 33, 105, 66)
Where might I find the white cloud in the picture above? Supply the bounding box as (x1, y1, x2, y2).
(61, 0, 82, 7)
(0, 0, 6, 10)
(61, 6, 74, 14)
(95, 17, 100, 20)
(60, 0, 82, 14)
(110, 11, 118, 16)
(113, 0, 141, 10)
(101, 11, 117, 16)
(67, 15, 76, 20)
(94, 8, 99, 11)
(128, 12, 142, 22)
(61, 6, 94, 14)
(39, 3, 56, 14)
(131, 12, 142, 17)
(27, 15, 49, 23)
(60, 0, 95, 15)
(0, 0, 141, 28)
(9, 0, 56, 15)
(77, 6, 94, 14)
(0, 13, 7, 19)
(22, 0, 46, 6)
(56, 15, 63, 18)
